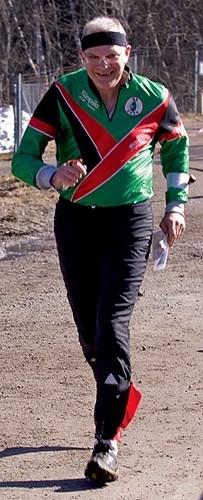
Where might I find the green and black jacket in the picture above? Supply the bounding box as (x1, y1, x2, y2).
(12, 68, 189, 209)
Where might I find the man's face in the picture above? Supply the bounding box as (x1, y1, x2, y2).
(80, 44, 131, 91)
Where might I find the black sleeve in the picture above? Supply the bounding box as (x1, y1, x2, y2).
(33, 83, 61, 132)
(156, 94, 181, 139)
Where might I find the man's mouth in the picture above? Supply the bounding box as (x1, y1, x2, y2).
(96, 71, 114, 77)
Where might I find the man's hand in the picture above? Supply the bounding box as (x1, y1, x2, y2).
(51, 159, 87, 190)
(159, 212, 185, 247)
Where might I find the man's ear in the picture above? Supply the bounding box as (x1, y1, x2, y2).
(80, 50, 85, 66)
(125, 45, 132, 59)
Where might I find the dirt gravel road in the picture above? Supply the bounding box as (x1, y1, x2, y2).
(0, 117, 203, 500)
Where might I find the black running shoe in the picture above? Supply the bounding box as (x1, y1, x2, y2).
(85, 441, 118, 482)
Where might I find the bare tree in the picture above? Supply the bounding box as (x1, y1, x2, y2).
(0, 0, 203, 112)
(0, 0, 12, 104)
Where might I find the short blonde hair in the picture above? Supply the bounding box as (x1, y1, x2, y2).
(82, 16, 126, 37)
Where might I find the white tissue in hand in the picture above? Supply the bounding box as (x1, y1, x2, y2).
(152, 228, 169, 271)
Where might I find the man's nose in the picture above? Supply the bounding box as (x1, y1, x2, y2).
(98, 57, 109, 67)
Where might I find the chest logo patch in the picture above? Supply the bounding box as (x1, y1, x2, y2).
(125, 97, 143, 116)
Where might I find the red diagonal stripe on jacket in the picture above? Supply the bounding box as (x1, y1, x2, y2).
(55, 82, 117, 156)
(72, 95, 169, 202)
